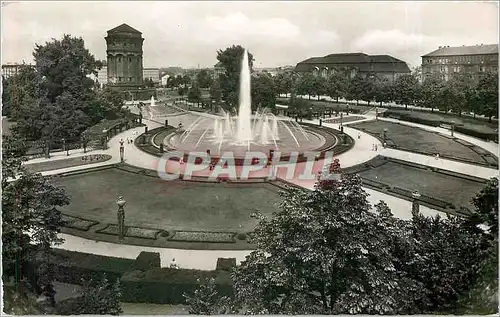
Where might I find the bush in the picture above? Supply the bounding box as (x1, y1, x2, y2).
(134, 252, 161, 271)
(216, 258, 236, 271)
(42, 249, 137, 285)
(236, 233, 247, 241)
(120, 267, 232, 304)
(160, 230, 170, 238)
(454, 126, 498, 143)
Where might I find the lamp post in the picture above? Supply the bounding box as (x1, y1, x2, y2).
(116, 196, 126, 240)
(383, 128, 388, 144)
(102, 129, 108, 150)
(119, 139, 125, 162)
(411, 191, 421, 214)
(451, 121, 455, 137)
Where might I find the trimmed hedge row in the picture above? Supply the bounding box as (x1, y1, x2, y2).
(120, 267, 233, 304)
(38, 249, 234, 305)
(382, 111, 498, 142)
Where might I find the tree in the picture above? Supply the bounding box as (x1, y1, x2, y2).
(216, 45, 254, 108)
(312, 75, 327, 100)
(144, 78, 155, 88)
(196, 69, 214, 89)
(346, 74, 367, 105)
(187, 84, 202, 106)
(229, 171, 424, 314)
(59, 276, 123, 315)
(476, 71, 498, 122)
(326, 72, 348, 102)
(296, 73, 316, 100)
(251, 73, 276, 111)
(184, 278, 235, 315)
(392, 73, 420, 109)
(419, 74, 445, 112)
(7, 35, 123, 142)
(373, 77, 393, 106)
(273, 72, 293, 97)
(177, 86, 188, 97)
(2, 135, 70, 292)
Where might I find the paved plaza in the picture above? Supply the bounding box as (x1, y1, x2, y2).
(20, 103, 498, 270)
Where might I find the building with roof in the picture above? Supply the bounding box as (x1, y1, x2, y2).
(143, 68, 160, 84)
(421, 44, 498, 81)
(105, 23, 144, 86)
(1, 63, 34, 79)
(295, 53, 410, 82)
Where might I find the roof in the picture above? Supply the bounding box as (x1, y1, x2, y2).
(295, 53, 410, 73)
(422, 44, 498, 57)
(107, 23, 142, 34)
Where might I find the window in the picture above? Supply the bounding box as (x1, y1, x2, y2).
(118, 57, 122, 63)
(129, 77, 132, 82)
(118, 77, 122, 82)
(129, 58, 131, 63)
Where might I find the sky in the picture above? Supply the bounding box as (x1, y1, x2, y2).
(2, 1, 498, 69)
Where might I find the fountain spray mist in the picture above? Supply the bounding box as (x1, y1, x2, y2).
(236, 49, 253, 143)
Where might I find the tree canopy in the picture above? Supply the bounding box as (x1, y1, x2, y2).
(216, 45, 254, 109)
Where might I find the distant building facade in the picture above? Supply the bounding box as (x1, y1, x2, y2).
(143, 68, 160, 83)
(421, 44, 498, 81)
(213, 62, 225, 79)
(105, 23, 144, 86)
(1, 63, 33, 78)
(295, 53, 411, 82)
(161, 74, 170, 86)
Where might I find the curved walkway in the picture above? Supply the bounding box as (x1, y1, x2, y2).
(22, 109, 497, 270)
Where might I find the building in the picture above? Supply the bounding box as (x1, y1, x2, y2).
(295, 53, 411, 82)
(213, 62, 225, 79)
(1, 63, 32, 78)
(421, 44, 498, 81)
(254, 67, 279, 77)
(161, 74, 170, 86)
(143, 68, 160, 83)
(105, 23, 144, 86)
(97, 66, 107, 86)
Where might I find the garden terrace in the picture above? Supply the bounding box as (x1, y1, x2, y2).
(351, 120, 498, 167)
(342, 156, 487, 215)
(50, 164, 286, 250)
(381, 109, 498, 142)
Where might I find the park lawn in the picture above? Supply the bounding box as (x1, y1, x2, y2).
(352, 121, 485, 163)
(358, 161, 484, 211)
(24, 154, 112, 173)
(51, 168, 282, 233)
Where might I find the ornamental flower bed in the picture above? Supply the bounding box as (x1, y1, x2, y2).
(61, 215, 98, 231)
(126, 227, 161, 240)
(323, 116, 366, 124)
(96, 224, 128, 236)
(169, 231, 236, 243)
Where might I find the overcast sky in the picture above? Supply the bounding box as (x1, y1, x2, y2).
(2, 1, 498, 69)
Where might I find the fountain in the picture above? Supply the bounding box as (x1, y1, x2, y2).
(162, 48, 334, 159)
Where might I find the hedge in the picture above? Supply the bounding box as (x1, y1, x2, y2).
(31, 249, 235, 305)
(382, 111, 498, 142)
(120, 267, 233, 304)
(216, 258, 237, 271)
(134, 251, 161, 271)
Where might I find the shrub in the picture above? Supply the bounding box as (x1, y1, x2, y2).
(160, 230, 170, 238)
(134, 252, 161, 271)
(236, 233, 247, 241)
(216, 258, 236, 271)
(120, 267, 232, 304)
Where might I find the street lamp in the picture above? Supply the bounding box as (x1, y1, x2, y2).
(116, 196, 126, 240)
(102, 129, 108, 150)
(451, 121, 455, 137)
(383, 128, 388, 144)
(411, 191, 421, 215)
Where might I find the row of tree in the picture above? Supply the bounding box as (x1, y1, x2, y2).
(2, 34, 129, 142)
(186, 164, 498, 314)
(274, 68, 498, 121)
